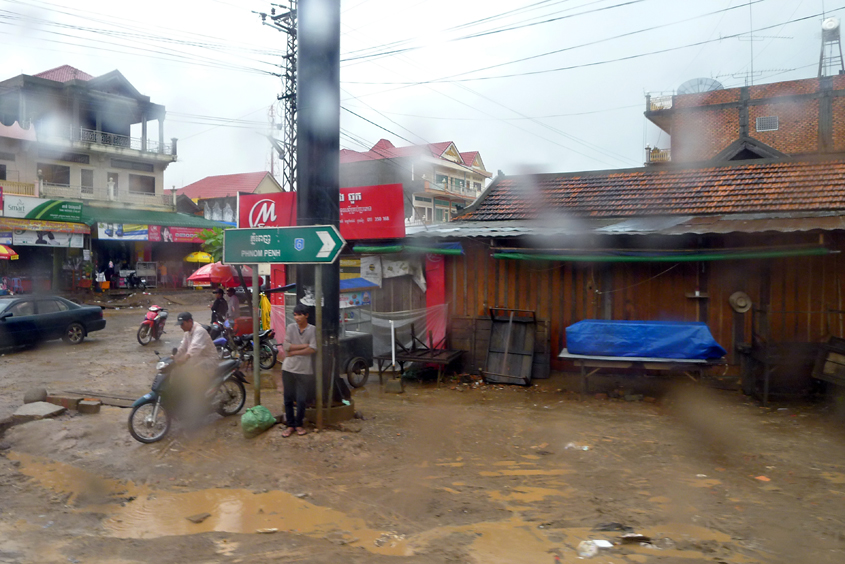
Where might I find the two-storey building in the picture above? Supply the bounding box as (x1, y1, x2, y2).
(0, 65, 225, 291)
(339, 139, 491, 225)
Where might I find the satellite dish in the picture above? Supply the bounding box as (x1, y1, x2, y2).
(729, 291, 752, 314)
(822, 17, 840, 32)
(677, 77, 724, 95)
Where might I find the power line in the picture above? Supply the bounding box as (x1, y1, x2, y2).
(344, 6, 839, 85)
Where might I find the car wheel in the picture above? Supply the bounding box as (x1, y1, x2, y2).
(62, 322, 85, 345)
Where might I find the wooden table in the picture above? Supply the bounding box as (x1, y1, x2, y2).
(558, 348, 724, 399)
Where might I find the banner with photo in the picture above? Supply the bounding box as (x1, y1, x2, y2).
(148, 225, 205, 243)
(13, 229, 84, 248)
(97, 222, 148, 240)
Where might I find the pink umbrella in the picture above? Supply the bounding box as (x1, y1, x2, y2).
(187, 262, 253, 287)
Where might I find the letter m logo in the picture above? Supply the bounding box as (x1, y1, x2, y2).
(249, 200, 277, 227)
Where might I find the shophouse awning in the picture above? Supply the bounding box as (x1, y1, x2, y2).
(80, 207, 228, 229)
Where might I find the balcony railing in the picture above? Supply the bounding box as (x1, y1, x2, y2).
(645, 147, 671, 163)
(38, 126, 175, 156)
(0, 180, 36, 196)
(40, 182, 174, 208)
(76, 128, 174, 155)
(647, 95, 673, 111)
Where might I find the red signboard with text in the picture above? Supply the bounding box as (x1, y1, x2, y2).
(238, 192, 297, 228)
(340, 184, 405, 240)
(235, 185, 405, 240)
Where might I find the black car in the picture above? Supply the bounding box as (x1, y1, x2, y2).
(0, 295, 106, 348)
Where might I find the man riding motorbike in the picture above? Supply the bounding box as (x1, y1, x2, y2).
(173, 312, 220, 427)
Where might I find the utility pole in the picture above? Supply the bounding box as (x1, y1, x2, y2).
(297, 0, 342, 427)
(257, 2, 297, 192)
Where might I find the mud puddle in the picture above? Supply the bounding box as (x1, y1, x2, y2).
(8, 451, 765, 562)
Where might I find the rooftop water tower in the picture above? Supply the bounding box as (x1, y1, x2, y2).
(819, 17, 844, 77)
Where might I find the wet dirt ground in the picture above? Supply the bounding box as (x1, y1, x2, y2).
(1, 290, 845, 563)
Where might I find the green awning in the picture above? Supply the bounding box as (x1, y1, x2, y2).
(80, 207, 229, 229)
(493, 247, 837, 263)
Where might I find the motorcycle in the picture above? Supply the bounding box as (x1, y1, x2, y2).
(137, 305, 167, 345)
(126, 271, 146, 290)
(127, 349, 248, 443)
(208, 320, 277, 369)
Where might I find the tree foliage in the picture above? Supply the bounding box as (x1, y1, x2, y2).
(198, 227, 225, 262)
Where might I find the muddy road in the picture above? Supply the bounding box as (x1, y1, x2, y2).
(1, 290, 845, 563)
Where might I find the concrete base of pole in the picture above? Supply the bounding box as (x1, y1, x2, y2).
(384, 379, 405, 394)
(305, 402, 355, 426)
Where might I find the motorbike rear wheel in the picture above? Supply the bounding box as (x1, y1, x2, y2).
(346, 356, 370, 388)
(215, 378, 246, 416)
(259, 343, 277, 370)
(128, 401, 170, 443)
(137, 324, 153, 346)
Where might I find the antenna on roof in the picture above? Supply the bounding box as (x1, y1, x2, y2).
(819, 17, 844, 77)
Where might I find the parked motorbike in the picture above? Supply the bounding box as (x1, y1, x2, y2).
(126, 272, 146, 290)
(127, 349, 248, 443)
(137, 305, 167, 345)
(208, 320, 277, 369)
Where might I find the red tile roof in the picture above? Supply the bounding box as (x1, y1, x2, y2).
(460, 151, 479, 167)
(34, 65, 94, 82)
(175, 172, 273, 199)
(340, 139, 483, 171)
(460, 159, 845, 221)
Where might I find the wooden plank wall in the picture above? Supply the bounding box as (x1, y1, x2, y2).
(370, 275, 426, 313)
(444, 236, 845, 372)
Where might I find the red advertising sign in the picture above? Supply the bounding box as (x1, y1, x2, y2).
(340, 184, 405, 240)
(238, 192, 297, 228)
(149, 225, 205, 243)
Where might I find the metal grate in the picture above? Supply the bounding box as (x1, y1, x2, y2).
(756, 116, 779, 132)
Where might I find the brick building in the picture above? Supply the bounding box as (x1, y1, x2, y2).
(644, 75, 845, 164)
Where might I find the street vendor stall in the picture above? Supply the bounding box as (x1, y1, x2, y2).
(559, 320, 727, 398)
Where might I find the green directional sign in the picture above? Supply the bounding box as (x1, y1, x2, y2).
(223, 226, 346, 264)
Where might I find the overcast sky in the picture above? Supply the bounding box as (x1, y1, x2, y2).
(0, 0, 840, 189)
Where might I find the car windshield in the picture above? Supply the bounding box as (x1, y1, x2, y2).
(0, 301, 10, 314)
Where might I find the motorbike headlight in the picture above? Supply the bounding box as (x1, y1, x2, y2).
(156, 360, 168, 370)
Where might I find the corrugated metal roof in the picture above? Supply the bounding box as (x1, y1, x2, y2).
(406, 212, 845, 239)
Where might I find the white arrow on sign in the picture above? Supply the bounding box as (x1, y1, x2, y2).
(316, 230, 336, 258)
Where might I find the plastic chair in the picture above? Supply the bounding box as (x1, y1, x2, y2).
(12, 278, 24, 294)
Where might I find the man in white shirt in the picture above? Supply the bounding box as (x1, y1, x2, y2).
(174, 312, 218, 374)
(174, 312, 220, 426)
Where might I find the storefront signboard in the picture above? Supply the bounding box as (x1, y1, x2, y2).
(97, 222, 149, 240)
(0, 217, 89, 234)
(148, 225, 205, 243)
(13, 229, 84, 248)
(0, 231, 11, 245)
(340, 184, 405, 240)
(3, 196, 83, 222)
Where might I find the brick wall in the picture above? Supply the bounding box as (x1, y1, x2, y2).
(749, 78, 820, 99)
(749, 99, 819, 154)
(673, 88, 740, 109)
(664, 76, 845, 161)
(672, 107, 740, 161)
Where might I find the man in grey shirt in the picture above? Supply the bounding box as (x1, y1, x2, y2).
(280, 303, 316, 437)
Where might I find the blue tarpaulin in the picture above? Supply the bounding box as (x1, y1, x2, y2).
(566, 320, 727, 360)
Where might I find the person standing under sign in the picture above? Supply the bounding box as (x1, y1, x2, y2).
(280, 304, 316, 437)
(225, 287, 240, 321)
(210, 288, 228, 324)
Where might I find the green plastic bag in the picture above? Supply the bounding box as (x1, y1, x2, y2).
(241, 405, 276, 438)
